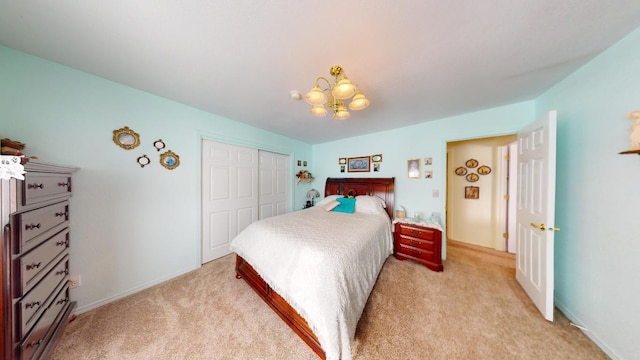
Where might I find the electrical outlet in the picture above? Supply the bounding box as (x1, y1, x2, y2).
(69, 275, 81, 289)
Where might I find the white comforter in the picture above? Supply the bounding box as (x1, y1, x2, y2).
(229, 206, 393, 360)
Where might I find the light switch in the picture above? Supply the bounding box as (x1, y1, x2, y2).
(433, 189, 439, 197)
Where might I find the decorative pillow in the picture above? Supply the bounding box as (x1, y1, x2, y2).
(355, 195, 386, 214)
(315, 195, 340, 207)
(322, 200, 341, 212)
(332, 197, 356, 213)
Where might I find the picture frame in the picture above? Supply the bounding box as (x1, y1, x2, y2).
(373, 163, 381, 172)
(371, 154, 383, 163)
(465, 186, 479, 199)
(424, 170, 433, 179)
(407, 158, 420, 178)
(348, 156, 370, 172)
(424, 157, 432, 165)
(160, 150, 180, 170)
(338, 157, 347, 165)
(112, 126, 140, 150)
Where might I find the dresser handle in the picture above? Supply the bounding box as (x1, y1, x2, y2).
(55, 211, 67, 217)
(25, 301, 41, 309)
(56, 239, 68, 247)
(26, 262, 42, 270)
(28, 183, 44, 189)
(410, 240, 421, 245)
(410, 249, 422, 255)
(55, 268, 69, 276)
(58, 182, 70, 187)
(25, 223, 41, 230)
(410, 230, 423, 236)
(25, 339, 43, 348)
(56, 298, 69, 305)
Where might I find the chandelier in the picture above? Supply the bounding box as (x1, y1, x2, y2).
(304, 65, 370, 120)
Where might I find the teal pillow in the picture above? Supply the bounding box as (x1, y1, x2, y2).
(332, 197, 356, 213)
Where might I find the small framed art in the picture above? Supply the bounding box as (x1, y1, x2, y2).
(348, 156, 370, 172)
(407, 158, 420, 178)
(465, 186, 479, 199)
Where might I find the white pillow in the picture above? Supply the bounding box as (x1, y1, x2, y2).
(355, 195, 386, 214)
(322, 200, 341, 212)
(315, 195, 341, 207)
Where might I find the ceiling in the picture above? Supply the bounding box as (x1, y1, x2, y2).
(1, 1, 639, 144)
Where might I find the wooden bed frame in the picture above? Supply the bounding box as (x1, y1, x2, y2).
(234, 177, 395, 359)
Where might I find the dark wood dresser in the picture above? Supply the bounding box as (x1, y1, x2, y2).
(1, 160, 77, 360)
(393, 221, 443, 272)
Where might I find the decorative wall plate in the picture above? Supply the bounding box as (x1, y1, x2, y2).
(160, 150, 180, 170)
(137, 155, 150, 168)
(455, 166, 467, 176)
(153, 139, 166, 151)
(371, 154, 383, 163)
(465, 158, 479, 168)
(466, 173, 479, 182)
(338, 157, 347, 165)
(113, 126, 140, 150)
(478, 165, 492, 175)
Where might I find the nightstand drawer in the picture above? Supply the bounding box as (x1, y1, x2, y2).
(397, 244, 435, 261)
(397, 235, 435, 251)
(397, 224, 437, 240)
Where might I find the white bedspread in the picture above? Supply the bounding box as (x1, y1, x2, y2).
(229, 206, 393, 360)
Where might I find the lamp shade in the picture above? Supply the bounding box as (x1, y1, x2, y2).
(333, 104, 351, 120)
(306, 189, 320, 199)
(332, 78, 357, 100)
(305, 85, 326, 105)
(310, 105, 328, 117)
(348, 92, 370, 110)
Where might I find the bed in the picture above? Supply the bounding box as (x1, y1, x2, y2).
(230, 177, 395, 360)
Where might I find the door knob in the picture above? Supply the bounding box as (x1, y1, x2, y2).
(530, 222, 546, 230)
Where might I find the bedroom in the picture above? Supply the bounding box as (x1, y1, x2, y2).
(1, 2, 640, 359)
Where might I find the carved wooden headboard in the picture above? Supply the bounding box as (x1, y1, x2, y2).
(324, 177, 395, 218)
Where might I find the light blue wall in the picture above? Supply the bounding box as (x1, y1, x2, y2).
(312, 100, 534, 256)
(0, 45, 312, 312)
(536, 28, 640, 360)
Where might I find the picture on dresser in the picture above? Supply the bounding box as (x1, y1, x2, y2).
(465, 186, 479, 199)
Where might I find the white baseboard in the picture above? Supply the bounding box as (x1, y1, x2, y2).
(72, 264, 200, 315)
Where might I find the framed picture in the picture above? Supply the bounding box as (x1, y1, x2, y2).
(424, 170, 433, 179)
(371, 154, 383, 162)
(338, 157, 347, 165)
(340, 165, 345, 173)
(465, 186, 479, 199)
(348, 156, 370, 172)
(373, 163, 381, 172)
(424, 157, 432, 165)
(407, 158, 420, 178)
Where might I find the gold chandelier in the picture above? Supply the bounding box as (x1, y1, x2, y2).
(304, 65, 370, 120)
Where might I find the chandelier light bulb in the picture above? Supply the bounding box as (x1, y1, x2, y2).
(310, 104, 328, 117)
(348, 92, 370, 111)
(332, 78, 357, 100)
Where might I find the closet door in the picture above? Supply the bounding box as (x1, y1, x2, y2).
(259, 151, 290, 219)
(202, 140, 258, 264)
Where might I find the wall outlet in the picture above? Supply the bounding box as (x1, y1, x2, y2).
(432, 189, 440, 197)
(69, 275, 81, 289)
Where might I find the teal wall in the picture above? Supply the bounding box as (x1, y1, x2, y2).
(536, 28, 640, 359)
(312, 100, 534, 257)
(0, 45, 313, 312)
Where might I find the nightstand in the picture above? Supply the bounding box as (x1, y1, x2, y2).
(393, 221, 443, 271)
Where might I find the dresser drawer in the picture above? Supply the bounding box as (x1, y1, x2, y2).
(14, 201, 69, 253)
(15, 229, 70, 297)
(20, 172, 72, 207)
(18, 283, 69, 360)
(397, 224, 438, 240)
(17, 255, 69, 338)
(396, 243, 436, 261)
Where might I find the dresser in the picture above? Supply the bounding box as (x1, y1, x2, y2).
(393, 221, 443, 272)
(1, 160, 77, 360)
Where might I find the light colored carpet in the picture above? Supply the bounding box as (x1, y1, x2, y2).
(52, 242, 608, 359)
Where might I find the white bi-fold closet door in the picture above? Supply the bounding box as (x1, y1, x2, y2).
(201, 139, 290, 264)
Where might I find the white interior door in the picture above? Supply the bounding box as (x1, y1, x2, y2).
(259, 151, 290, 219)
(516, 110, 558, 321)
(202, 140, 258, 264)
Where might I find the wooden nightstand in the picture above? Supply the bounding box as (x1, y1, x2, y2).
(393, 222, 443, 271)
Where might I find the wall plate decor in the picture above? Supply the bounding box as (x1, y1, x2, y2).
(371, 154, 383, 162)
(153, 139, 166, 151)
(455, 166, 467, 176)
(113, 126, 140, 150)
(137, 155, 150, 168)
(338, 157, 347, 165)
(478, 165, 492, 175)
(407, 158, 420, 178)
(465, 158, 479, 168)
(348, 156, 370, 172)
(465, 186, 479, 199)
(466, 173, 479, 182)
(160, 150, 180, 170)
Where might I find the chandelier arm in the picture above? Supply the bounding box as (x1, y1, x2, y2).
(315, 76, 332, 91)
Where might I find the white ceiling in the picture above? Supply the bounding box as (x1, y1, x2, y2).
(1, 1, 639, 144)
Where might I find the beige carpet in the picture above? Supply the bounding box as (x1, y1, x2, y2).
(52, 242, 608, 359)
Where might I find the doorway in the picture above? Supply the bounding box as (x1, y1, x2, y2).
(446, 135, 516, 252)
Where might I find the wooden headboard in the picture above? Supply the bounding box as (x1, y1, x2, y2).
(324, 177, 395, 218)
